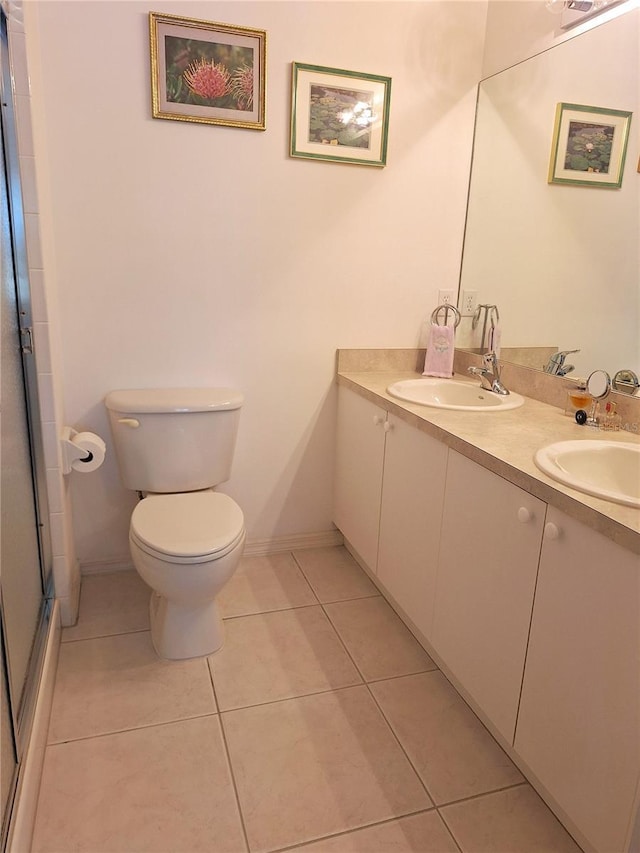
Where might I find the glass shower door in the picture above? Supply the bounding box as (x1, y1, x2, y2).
(1, 9, 53, 844)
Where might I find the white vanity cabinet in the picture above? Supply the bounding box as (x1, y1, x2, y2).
(333, 386, 386, 572)
(515, 507, 640, 853)
(431, 451, 547, 744)
(334, 382, 640, 852)
(376, 414, 448, 640)
(334, 385, 448, 637)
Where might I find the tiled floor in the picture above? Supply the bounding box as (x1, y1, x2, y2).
(32, 547, 582, 853)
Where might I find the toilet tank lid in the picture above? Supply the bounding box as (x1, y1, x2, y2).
(104, 388, 243, 413)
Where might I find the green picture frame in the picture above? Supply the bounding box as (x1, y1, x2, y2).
(290, 62, 392, 167)
(149, 12, 266, 131)
(548, 102, 632, 188)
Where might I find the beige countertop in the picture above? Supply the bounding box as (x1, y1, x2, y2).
(337, 369, 640, 555)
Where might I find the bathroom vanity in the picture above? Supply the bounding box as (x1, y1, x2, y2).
(333, 351, 640, 853)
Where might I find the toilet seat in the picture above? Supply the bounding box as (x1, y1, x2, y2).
(130, 491, 245, 563)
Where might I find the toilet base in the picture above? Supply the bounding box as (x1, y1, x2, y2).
(149, 591, 224, 660)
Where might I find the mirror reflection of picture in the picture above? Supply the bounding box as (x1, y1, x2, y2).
(457, 8, 638, 380)
(548, 102, 631, 187)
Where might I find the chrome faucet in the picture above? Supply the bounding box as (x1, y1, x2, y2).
(544, 349, 580, 376)
(468, 351, 510, 395)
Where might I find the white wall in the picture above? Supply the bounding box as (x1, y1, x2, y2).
(27, 0, 487, 569)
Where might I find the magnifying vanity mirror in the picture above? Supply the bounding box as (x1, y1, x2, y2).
(457, 7, 639, 382)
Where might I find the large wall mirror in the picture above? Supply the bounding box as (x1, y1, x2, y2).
(457, 9, 638, 381)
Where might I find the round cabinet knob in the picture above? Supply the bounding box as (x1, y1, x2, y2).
(544, 522, 561, 541)
(383, 420, 393, 433)
(517, 507, 532, 523)
(373, 415, 385, 427)
(118, 417, 140, 428)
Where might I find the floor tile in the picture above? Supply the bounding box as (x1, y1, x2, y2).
(324, 596, 437, 681)
(371, 672, 523, 805)
(218, 552, 318, 617)
(32, 716, 247, 853)
(48, 631, 216, 743)
(62, 570, 150, 642)
(295, 811, 459, 852)
(440, 784, 583, 853)
(209, 605, 361, 710)
(222, 685, 432, 852)
(293, 546, 379, 603)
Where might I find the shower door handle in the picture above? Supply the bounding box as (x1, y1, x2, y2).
(20, 326, 34, 354)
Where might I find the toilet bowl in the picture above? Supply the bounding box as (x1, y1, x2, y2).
(129, 490, 245, 660)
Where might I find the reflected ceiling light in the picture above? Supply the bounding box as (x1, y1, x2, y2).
(546, 0, 611, 12)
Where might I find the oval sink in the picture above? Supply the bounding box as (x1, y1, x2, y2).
(534, 440, 640, 507)
(387, 378, 525, 411)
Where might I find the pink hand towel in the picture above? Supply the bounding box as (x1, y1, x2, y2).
(423, 323, 455, 378)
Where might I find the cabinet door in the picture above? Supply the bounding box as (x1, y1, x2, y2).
(432, 451, 546, 744)
(333, 386, 386, 572)
(377, 415, 448, 641)
(515, 507, 640, 853)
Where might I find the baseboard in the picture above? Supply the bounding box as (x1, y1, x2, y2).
(243, 529, 344, 557)
(81, 531, 345, 574)
(7, 600, 60, 853)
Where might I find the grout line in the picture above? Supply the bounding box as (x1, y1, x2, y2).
(288, 550, 321, 605)
(208, 663, 252, 853)
(266, 807, 438, 853)
(217, 683, 368, 719)
(220, 602, 322, 622)
(436, 781, 531, 853)
(313, 598, 440, 809)
(60, 626, 150, 644)
(45, 710, 221, 747)
(220, 592, 382, 621)
(362, 678, 439, 808)
(436, 778, 529, 811)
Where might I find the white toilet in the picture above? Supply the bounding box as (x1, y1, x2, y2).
(104, 387, 245, 660)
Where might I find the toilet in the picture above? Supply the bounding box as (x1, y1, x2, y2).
(104, 387, 245, 660)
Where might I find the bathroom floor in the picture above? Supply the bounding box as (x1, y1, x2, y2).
(32, 547, 582, 853)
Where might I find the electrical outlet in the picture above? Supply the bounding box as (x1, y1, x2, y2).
(438, 289, 455, 306)
(461, 290, 478, 316)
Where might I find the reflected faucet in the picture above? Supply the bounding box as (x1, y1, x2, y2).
(468, 351, 510, 395)
(544, 349, 580, 376)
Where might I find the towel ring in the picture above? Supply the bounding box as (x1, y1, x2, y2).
(431, 304, 461, 329)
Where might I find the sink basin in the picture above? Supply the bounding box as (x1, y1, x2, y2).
(534, 440, 640, 507)
(387, 378, 525, 411)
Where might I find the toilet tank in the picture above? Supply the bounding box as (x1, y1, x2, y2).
(104, 388, 243, 493)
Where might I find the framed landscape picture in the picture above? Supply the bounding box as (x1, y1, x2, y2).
(290, 62, 391, 167)
(150, 12, 266, 130)
(548, 102, 632, 188)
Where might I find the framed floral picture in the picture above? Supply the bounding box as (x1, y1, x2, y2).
(548, 102, 632, 188)
(290, 63, 391, 167)
(149, 12, 266, 130)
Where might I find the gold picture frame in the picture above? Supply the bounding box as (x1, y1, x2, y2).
(548, 102, 632, 188)
(149, 12, 266, 131)
(290, 62, 391, 167)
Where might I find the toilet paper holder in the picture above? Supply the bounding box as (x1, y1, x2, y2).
(61, 426, 106, 475)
